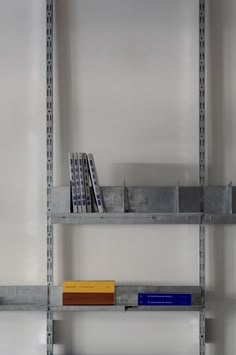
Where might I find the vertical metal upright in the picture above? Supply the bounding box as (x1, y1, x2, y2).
(46, 0, 54, 354)
(199, 0, 206, 354)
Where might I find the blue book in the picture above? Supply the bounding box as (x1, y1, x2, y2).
(138, 293, 192, 306)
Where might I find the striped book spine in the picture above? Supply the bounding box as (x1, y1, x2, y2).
(74, 153, 82, 213)
(87, 154, 104, 213)
(78, 153, 86, 212)
(82, 153, 92, 212)
(68, 153, 77, 213)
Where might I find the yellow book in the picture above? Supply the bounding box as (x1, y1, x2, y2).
(62, 280, 115, 293)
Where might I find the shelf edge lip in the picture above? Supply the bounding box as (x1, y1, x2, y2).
(50, 212, 202, 217)
(0, 304, 203, 312)
(50, 212, 236, 225)
(204, 214, 236, 224)
(0, 305, 48, 311)
(49, 305, 202, 312)
(0, 284, 202, 291)
(50, 212, 202, 225)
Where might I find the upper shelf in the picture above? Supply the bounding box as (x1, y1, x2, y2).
(51, 212, 201, 225)
(50, 185, 236, 224)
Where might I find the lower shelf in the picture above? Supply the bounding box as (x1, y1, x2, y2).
(50, 305, 202, 312)
(0, 285, 203, 312)
(0, 305, 47, 311)
(0, 305, 202, 312)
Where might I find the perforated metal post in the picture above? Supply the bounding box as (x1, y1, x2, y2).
(46, 0, 53, 354)
(199, 0, 206, 354)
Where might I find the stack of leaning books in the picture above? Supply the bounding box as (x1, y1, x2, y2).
(68, 152, 105, 213)
(62, 280, 115, 305)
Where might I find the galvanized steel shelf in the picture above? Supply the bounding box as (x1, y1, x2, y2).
(0, 286, 48, 311)
(50, 185, 236, 225)
(0, 285, 202, 312)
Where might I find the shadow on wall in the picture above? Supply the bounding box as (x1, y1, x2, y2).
(111, 163, 198, 186)
(207, 0, 235, 184)
(207, 0, 225, 185)
(54, 1, 81, 186)
(207, 0, 236, 354)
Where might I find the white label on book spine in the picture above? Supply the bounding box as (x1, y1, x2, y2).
(87, 153, 104, 213)
(74, 153, 82, 213)
(82, 153, 92, 212)
(78, 153, 86, 212)
(68, 153, 78, 213)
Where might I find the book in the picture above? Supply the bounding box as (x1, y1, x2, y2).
(68, 153, 77, 213)
(78, 153, 86, 212)
(63, 293, 115, 305)
(62, 280, 115, 293)
(138, 293, 192, 306)
(87, 153, 105, 213)
(74, 153, 82, 213)
(82, 153, 92, 212)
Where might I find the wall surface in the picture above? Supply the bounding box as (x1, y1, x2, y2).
(0, 0, 235, 354)
(0, 0, 46, 354)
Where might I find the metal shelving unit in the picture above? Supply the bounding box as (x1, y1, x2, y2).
(46, 1, 207, 353)
(1, 0, 230, 354)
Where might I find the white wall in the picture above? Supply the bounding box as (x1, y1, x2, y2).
(0, 0, 235, 354)
(0, 0, 46, 354)
(53, 1, 199, 354)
